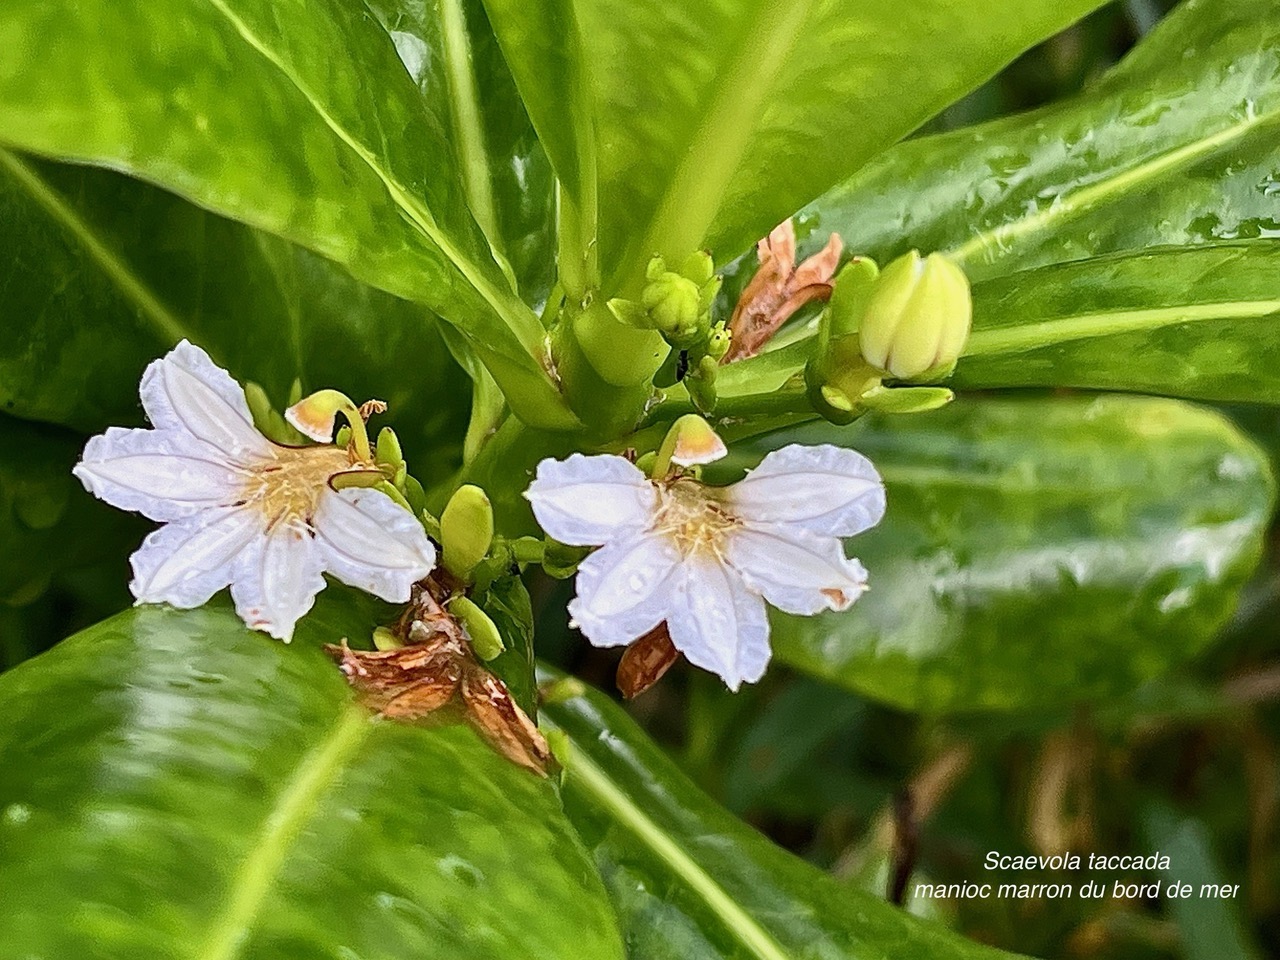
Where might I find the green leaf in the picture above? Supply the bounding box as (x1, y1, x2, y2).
(552, 0, 1107, 289)
(366, 0, 556, 305)
(954, 243, 1280, 403)
(1141, 803, 1263, 960)
(0, 595, 625, 959)
(753, 395, 1275, 712)
(795, 0, 1280, 281)
(540, 673, 1024, 960)
(722, 242, 1280, 406)
(0, 0, 573, 427)
(0, 153, 470, 476)
(478, 0, 598, 293)
(0, 415, 142, 607)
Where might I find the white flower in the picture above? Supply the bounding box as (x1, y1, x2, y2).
(73, 341, 437, 641)
(525, 443, 885, 690)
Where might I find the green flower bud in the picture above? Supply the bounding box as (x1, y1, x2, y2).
(858, 251, 971, 382)
(642, 270, 703, 344)
(441, 484, 495, 579)
(706, 322, 731, 361)
(372, 626, 403, 651)
(375, 427, 404, 469)
(449, 595, 505, 661)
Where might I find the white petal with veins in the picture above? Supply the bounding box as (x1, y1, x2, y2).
(666, 556, 770, 692)
(314, 487, 437, 601)
(568, 534, 680, 647)
(138, 340, 274, 463)
(728, 444, 885, 536)
(129, 506, 260, 608)
(74, 427, 247, 522)
(726, 523, 868, 615)
(525, 453, 657, 546)
(230, 518, 326, 642)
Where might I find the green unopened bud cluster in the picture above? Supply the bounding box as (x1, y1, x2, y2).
(610, 252, 722, 349)
(806, 250, 970, 424)
(608, 252, 729, 412)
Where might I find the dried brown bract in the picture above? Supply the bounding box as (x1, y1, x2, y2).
(326, 584, 552, 776)
(724, 219, 842, 361)
(616, 624, 680, 699)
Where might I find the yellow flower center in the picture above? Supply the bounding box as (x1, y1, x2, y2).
(240, 445, 353, 528)
(653, 478, 739, 558)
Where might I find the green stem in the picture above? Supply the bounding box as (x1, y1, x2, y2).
(642, 387, 813, 427)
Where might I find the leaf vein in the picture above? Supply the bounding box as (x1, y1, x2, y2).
(0, 148, 195, 352)
(193, 706, 371, 960)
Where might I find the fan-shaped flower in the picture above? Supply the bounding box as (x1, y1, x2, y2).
(525, 441, 885, 689)
(73, 341, 437, 640)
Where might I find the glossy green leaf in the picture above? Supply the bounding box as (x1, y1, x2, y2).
(0, 594, 624, 959)
(0, 153, 470, 474)
(367, 0, 556, 305)
(0, 415, 141, 607)
(751, 395, 1275, 712)
(794, 0, 1280, 281)
(555, 0, 1107, 290)
(0, 0, 573, 427)
(541, 674, 1023, 960)
(722, 242, 1280, 405)
(478, 0, 597, 293)
(954, 242, 1280, 402)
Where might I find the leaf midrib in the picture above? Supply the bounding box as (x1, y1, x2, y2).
(0, 148, 195, 352)
(965, 298, 1280, 356)
(612, 0, 817, 292)
(438, 0, 501, 257)
(194, 705, 371, 960)
(202, 0, 544, 359)
(558, 730, 792, 960)
(947, 101, 1280, 266)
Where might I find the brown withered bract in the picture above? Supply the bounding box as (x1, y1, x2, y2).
(724, 219, 842, 362)
(616, 624, 680, 699)
(326, 584, 552, 776)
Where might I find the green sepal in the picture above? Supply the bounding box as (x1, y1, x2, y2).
(857, 385, 955, 414)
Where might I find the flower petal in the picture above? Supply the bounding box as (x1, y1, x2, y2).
(525, 454, 657, 546)
(726, 523, 868, 615)
(568, 534, 680, 647)
(139, 340, 273, 462)
(129, 506, 259, 608)
(74, 427, 247, 522)
(666, 555, 770, 691)
(229, 517, 326, 642)
(728, 443, 885, 536)
(313, 488, 436, 602)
